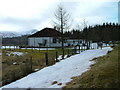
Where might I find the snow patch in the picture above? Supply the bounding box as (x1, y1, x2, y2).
(6, 51, 26, 56)
(2, 46, 55, 50)
(55, 55, 68, 61)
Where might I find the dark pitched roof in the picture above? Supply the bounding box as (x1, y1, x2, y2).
(28, 28, 61, 37)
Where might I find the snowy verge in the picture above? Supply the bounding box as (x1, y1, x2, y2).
(6, 51, 26, 56)
(1, 47, 113, 89)
(2, 46, 55, 50)
(55, 55, 68, 61)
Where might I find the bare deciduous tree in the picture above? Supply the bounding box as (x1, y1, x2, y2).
(53, 5, 71, 59)
(53, 5, 71, 32)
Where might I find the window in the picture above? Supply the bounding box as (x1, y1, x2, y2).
(58, 38, 61, 43)
(53, 38, 57, 43)
(43, 40, 47, 44)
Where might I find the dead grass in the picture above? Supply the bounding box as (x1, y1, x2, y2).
(2, 49, 57, 85)
(63, 44, 119, 88)
(2, 48, 76, 86)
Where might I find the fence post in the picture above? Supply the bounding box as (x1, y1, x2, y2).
(67, 48, 70, 57)
(91, 43, 93, 49)
(72, 48, 74, 55)
(97, 42, 99, 49)
(45, 52, 48, 65)
(89, 41, 90, 49)
(25, 46, 27, 52)
(79, 45, 80, 53)
(81, 45, 83, 52)
(55, 51, 58, 62)
(74, 46, 76, 54)
(19, 46, 20, 52)
(26, 46, 28, 52)
(84, 45, 85, 51)
(20, 46, 21, 51)
(30, 57, 32, 72)
(18, 46, 20, 51)
(32, 48, 33, 52)
(5, 45, 6, 50)
(62, 48, 64, 59)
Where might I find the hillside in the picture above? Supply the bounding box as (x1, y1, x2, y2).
(2, 29, 38, 46)
(2, 35, 28, 46)
(63, 45, 119, 88)
(0, 29, 38, 38)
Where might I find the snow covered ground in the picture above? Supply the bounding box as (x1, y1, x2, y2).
(2, 46, 55, 50)
(1, 47, 112, 89)
(2, 43, 109, 51)
(2, 46, 18, 49)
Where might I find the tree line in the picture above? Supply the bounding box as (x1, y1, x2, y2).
(2, 35, 28, 46)
(64, 22, 120, 42)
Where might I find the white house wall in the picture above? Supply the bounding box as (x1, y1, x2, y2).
(29, 37, 50, 46)
(28, 37, 62, 47)
(67, 39, 84, 46)
(28, 37, 86, 47)
(28, 38, 35, 46)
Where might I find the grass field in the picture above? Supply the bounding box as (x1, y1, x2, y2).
(63, 44, 119, 88)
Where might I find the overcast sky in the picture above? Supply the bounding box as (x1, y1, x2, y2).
(0, 0, 119, 32)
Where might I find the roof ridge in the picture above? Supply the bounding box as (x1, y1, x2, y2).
(28, 27, 61, 38)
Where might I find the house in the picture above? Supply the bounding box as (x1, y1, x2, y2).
(28, 27, 84, 47)
(28, 27, 64, 47)
(67, 39, 83, 46)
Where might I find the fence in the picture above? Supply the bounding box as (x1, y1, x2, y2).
(2, 44, 93, 65)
